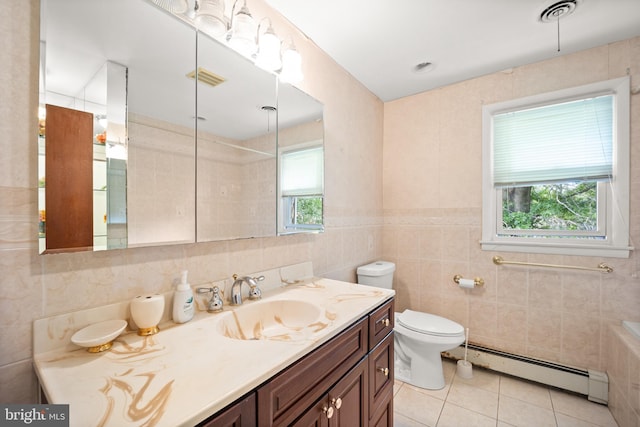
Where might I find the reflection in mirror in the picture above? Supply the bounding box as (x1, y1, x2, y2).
(39, 0, 132, 253)
(277, 84, 325, 234)
(39, 0, 197, 252)
(160, 1, 325, 239)
(195, 32, 278, 241)
(39, 0, 325, 253)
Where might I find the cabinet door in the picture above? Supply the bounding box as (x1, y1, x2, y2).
(258, 318, 368, 426)
(369, 332, 394, 418)
(292, 358, 368, 427)
(291, 398, 330, 427)
(369, 394, 393, 427)
(198, 393, 256, 427)
(45, 104, 94, 251)
(329, 357, 368, 427)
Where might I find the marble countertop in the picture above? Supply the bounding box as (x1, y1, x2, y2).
(34, 276, 394, 427)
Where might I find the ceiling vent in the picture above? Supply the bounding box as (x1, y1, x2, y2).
(186, 67, 225, 88)
(539, 0, 580, 23)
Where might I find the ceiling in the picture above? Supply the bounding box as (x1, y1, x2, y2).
(265, 0, 640, 102)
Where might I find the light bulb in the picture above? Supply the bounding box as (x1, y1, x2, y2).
(255, 27, 281, 71)
(280, 47, 303, 83)
(194, 0, 227, 38)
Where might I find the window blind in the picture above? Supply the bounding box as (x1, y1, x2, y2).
(281, 146, 324, 196)
(493, 95, 613, 187)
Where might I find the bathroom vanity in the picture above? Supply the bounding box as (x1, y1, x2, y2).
(203, 298, 394, 426)
(33, 268, 394, 427)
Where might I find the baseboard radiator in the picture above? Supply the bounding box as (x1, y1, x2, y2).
(443, 343, 608, 404)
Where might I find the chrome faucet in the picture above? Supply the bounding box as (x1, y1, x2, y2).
(230, 274, 264, 305)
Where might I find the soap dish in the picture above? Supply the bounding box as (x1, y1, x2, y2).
(71, 319, 128, 353)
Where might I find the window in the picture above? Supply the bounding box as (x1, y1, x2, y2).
(481, 77, 631, 257)
(279, 144, 324, 233)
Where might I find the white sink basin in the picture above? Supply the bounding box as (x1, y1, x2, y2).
(217, 299, 325, 341)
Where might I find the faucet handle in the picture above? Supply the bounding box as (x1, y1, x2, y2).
(248, 284, 262, 300)
(196, 286, 224, 312)
(248, 275, 264, 300)
(208, 286, 224, 312)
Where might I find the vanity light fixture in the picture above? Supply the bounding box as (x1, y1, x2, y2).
(150, 0, 188, 14)
(194, 0, 228, 38)
(255, 19, 282, 72)
(279, 40, 303, 84)
(95, 114, 108, 129)
(153, 0, 304, 83)
(227, 0, 257, 58)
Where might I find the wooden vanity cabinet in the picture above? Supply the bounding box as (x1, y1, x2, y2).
(292, 357, 368, 427)
(368, 333, 394, 427)
(368, 299, 394, 349)
(200, 298, 394, 427)
(199, 393, 256, 427)
(368, 299, 394, 427)
(257, 317, 369, 426)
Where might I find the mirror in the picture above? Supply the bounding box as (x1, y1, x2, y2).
(39, 0, 325, 254)
(276, 84, 325, 234)
(39, 0, 198, 252)
(195, 32, 278, 241)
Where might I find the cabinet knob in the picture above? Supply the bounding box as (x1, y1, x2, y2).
(377, 367, 389, 377)
(384, 318, 390, 327)
(322, 405, 334, 419)
(331, 397, 342, 409)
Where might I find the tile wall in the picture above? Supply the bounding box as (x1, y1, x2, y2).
(383, 38, 640, 373)
(0, 0, 384, 403)
(606, 323, 640, 426)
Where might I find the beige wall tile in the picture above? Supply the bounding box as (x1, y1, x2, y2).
(0, 360, 37, 404)
(383, 36, 640, 371)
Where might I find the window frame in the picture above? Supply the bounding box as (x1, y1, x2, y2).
(278, 140, 324, 234)
(481, 76, 631, 258)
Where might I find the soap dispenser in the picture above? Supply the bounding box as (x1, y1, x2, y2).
(173, 270, 195, 323)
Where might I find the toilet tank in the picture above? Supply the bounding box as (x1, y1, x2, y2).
(357, 261, 395, 289)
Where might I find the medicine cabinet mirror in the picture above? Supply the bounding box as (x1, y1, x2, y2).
(38, 0, 324, 254)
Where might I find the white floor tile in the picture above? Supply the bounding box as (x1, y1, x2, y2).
(394, 385, 445, 427)
(550, 389, 619, 427)
(436, 402, 497, 427)
(392, 364, 619, 427)
(556, 412, 604, 427)
(499, 375, 553, 409)
(447, 381, 499, 418)
(394, 412, 429, 427)
(498, 394, 557, 427)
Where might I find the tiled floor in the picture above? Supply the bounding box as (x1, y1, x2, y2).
(393, 359, 619, 427)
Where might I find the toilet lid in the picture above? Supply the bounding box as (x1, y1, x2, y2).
(397, 310, 464, 337)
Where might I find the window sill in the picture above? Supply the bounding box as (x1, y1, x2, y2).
(480, 240, 633, 259)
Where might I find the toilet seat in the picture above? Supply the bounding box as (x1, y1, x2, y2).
(397, 310, 464, 337)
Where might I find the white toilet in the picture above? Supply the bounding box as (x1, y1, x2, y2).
(357, 261, 465, 390)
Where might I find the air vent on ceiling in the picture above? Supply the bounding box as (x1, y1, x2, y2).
(539, 0, 580, 23)
(186, 67, 226, 88)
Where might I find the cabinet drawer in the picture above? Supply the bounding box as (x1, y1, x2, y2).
(368, 299, 394, 350)
(368, 332, 394, 417)
(258, 317, 368, 426)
